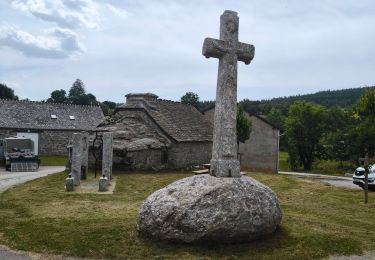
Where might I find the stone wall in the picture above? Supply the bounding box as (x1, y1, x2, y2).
(39, 130, 74, 156)
(239, 116, 279, 173)
(168, 142, 212, 169)
(203, 108, 279, 173)
(0, 128, 78, 156)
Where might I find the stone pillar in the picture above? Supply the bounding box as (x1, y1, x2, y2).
(65, 174, 74, 192)
(71, 133, 82, 186)
(81, 132, 89, 180)
(102, 132, 113, 180)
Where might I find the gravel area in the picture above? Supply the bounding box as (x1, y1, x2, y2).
(0, 166, 65, 193)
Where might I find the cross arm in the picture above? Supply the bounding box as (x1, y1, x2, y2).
(236, 42, 255, 65)
(202, 38, 227, 59)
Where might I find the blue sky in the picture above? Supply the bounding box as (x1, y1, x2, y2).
(1, 0, 374, 103)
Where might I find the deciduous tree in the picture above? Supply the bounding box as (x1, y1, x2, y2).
(285, 101, 326, 170)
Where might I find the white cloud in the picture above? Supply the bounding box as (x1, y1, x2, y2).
(11, 0, 99, 29)
(106, 4, 127, 19)
(0, 25, 85, 59)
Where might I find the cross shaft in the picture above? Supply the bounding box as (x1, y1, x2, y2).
(202, 10, 255, 178)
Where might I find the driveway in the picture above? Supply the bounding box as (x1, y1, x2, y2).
(278, 171, 361, 190)
(0, 166, 65, 193)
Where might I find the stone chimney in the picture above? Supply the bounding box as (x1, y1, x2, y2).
(125, 93, 158, 109)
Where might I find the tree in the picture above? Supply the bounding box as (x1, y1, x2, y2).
(67, 79, 98, 105)
(100, 101, 117, 116)
(353, 89, 375, 159)
(237, 105, 252, 152)
(266, 107, 285, 131)
(0, 83, 18, 100)
(285, 101, 326, 170)
(181, 92, 200, 109)
(69, 79, 86, 98)
(47, 89, 67, 103)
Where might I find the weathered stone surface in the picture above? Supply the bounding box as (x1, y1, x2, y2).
(102, 132, 113, 180)
(70, 133, 82, 186)
(203, 10, 255, 178)
(137, 174, 282, 243)
(99, 176, 109, 192)
(65, 175, 74, 192)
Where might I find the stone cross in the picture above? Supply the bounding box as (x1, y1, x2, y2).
(71, 133, 82, 185)
(102, 132, 113, 180)
(202, 10, 255, 177)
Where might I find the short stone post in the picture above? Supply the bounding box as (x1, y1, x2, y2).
(81, 132, 89, 180)
(71, 133, 82, 186)
(102, 132, 113, 181)
(99, 174, 109, 192)
(65, 174, 74, 192)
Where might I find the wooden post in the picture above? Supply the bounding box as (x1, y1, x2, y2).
(364, 168, 368, 204)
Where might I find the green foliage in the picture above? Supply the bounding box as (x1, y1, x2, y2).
(0, 83, 18, 100)
(236, 105, 251, 144)
(47, 89, 67, 103)
(240, 86, 375, 117)
(285, 101, 326, 170)
(267, 107, 285, 131)
(68, 79, 86, 98)
(180, 92, 200, 109)
(100, 101, 117, 116)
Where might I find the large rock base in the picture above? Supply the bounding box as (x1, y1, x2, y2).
(137, 174, 282, 243)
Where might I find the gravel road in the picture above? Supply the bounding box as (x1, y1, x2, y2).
(0, 166, 65, 193)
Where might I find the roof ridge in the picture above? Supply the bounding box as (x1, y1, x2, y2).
(0, 98, 101, 107)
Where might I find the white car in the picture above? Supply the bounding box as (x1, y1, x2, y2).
(353, 165, 375, 190)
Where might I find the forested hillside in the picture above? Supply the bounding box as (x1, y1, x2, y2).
(240, 86, 375, 115)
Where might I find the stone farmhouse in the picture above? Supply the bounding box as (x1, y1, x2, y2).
(203, 107, 279, 173)
(0, 99, 104, 155)
(99, 93, 279, 173)
(98, 93, 213, 170)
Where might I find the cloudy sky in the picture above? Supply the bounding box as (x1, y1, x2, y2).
(0, 0, 374, 103)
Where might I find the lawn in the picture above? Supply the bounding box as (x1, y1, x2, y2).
(279, 151, 353, 175)
(39, 155, 67, 166)
(0, 171, 374, 259)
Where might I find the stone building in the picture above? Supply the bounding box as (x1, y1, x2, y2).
(98, 93, 213, 170)
(203, 107, 279, 173)
(0, 99, 104, 155)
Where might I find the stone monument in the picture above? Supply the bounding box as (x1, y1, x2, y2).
(71, 133, 82, 186)
(102, 132, 113, 180)
(137, 10, 281, 243)
(203, 10, 254, 177)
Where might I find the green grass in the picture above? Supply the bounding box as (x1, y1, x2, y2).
(279, 151, 352, 175)
(279, 151, 290, 171)
(0, 171, 374, 259)
(39, 155, 67, 166)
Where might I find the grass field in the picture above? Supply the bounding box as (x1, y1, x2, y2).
(39, 155, 67, 166)
(0, 171, 374, 259)
(279, 151, 353, 175)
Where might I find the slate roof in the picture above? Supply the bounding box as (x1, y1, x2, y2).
(0, 99, 104, 131)
(117, 99, 213, 142)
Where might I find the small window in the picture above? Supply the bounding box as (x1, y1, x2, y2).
(69, 116, 75, 120)
(51, 115, 57, 119)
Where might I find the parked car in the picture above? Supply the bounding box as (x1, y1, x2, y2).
(353, 165, 375, 190)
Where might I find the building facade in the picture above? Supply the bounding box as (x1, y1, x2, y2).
(98, 93, 213, 170)
(0, 99, 104, 156)
(203, 107, 279, 173)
